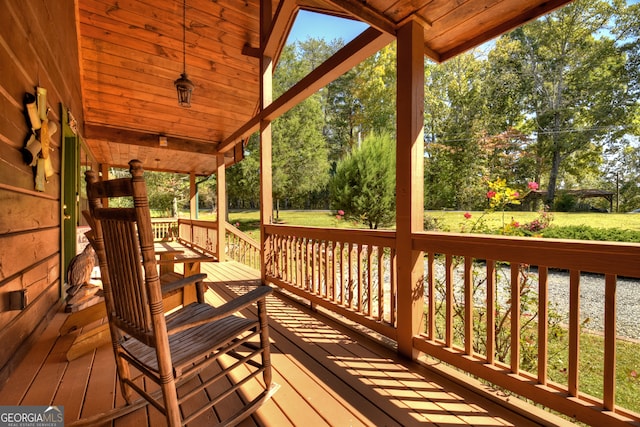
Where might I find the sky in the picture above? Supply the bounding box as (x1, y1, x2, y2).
(286, 10, 369, 45)
(286, 2, 640, 45)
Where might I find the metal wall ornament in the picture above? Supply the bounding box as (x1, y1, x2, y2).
(22, 87, 57, 191)
(174, 0, 194, 107)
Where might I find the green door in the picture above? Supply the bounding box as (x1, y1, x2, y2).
(61, 106, 79, 293)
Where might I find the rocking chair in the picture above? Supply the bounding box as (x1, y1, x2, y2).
(84, 160, 274, 426)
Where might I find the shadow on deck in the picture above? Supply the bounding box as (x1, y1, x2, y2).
(0, 261, 573, 426)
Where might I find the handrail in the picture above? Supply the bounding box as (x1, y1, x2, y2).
(176, 219, 261, 269)
(177, 219, 218, 257)
(263, 224, 397, 339)
(225, 222, 260, 269)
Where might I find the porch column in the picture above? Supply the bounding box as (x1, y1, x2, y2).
(216, 154, 226, 262)
(99, 163, 110, 207)
(396, 20, 425, 359)
(189, 172, 197, 219)
(259, 0, 273, 282)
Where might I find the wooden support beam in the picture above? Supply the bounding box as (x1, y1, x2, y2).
(260, 0, 274, 283)
(221, 27, 394, 153)
(320, 0, 396, 35)
(395, 19, 425, 359)
(99, 163, 110, 207)
(189, 172, 197, 219)
(263, 0, 298, 60)
(84, 124, 219, 155)
(438, 0, 571, 62)
(216, 154, 226, 262)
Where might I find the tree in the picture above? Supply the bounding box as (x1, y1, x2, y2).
(271, 100, 329, 216)
(325, 67, 359, 167)
(270, 45, 330, 216)
(423, 52, 492, 209)
(352, 44, 397, 136)
(330, 132, 396, 228)
(504, 0, 633, 206)
(227, 136, 260, 209)
(603, 0, 640, 211)
(108, 167, 190, 216)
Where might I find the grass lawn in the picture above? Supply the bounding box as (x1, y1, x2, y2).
(547, 332, 640, 414)
(428, 210, 640, 232)
(191, 209, 640, 241)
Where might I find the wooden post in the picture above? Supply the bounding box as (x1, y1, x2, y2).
(216, 154, 226, 262)
(259, 0, 273, 282)
(395, 20, 425, 359)
(189, 172, 197, 219)
(99, 163, 110, 207)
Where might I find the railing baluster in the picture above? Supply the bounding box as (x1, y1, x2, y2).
(357, 244, 363, 313)
(282, 235, 288, 282)
(427, 252, 435, 340)
(568, 270, 581, 397)
(297, 236, 303, 288)
(291, 236, 296, 283)
(538, 266, 549, 385)
(390, 248, 396, 327)
(347, 243, 353, 309)
(511, 263, 521, 375)
(312, 239, 318, 295)
(445, 254, 453, 348)
(319, 240, 329, 298)
(339, 241, 345, 305)
(377, 247, 384, 321)
(603, 273, 617, 411)
(367, 245, 373, 317)
(464, 256, 473, 356)
(486, 260, 495, 364)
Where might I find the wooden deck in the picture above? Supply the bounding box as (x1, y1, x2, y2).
(0, 261, 572, 426)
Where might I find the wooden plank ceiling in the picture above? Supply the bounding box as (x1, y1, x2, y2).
(76, 0, 572, 176)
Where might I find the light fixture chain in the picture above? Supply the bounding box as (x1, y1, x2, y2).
(182, 0, 186, 74)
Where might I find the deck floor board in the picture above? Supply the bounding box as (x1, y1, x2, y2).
(0, 260, 567, 426)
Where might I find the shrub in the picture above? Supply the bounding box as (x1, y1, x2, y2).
(542, 225, 640, 242)
(330, 132, 396, 229)
(554, 193, 577, 212)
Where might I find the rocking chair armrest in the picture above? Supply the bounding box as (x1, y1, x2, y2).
(166, 285, 273, 335)
(161, 273, 207, 295)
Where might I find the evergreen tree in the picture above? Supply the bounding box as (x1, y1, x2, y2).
(330, 132, 396, 228)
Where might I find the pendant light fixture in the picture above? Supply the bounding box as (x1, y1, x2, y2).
(174, 0, 194, 107)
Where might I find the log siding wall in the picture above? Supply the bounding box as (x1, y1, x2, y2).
(0, 0, 83, 385)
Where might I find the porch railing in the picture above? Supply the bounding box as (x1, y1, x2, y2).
(177, 219, 218, 256)
(151, 218, 178, 241)
(415, 232, 640, 426)
(260, 225, 640, 426)
(177, 219, 260, 268)
(263, 225, 397, 339)
(225, 222, 260, 269)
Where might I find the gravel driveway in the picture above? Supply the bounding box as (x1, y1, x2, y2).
(426, 263, 640, 341)
(547, 271, 640, 341)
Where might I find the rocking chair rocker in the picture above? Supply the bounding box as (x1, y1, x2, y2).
(83, 159, 274, 426)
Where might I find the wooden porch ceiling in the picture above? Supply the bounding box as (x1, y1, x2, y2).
(76, 0, 572, 176)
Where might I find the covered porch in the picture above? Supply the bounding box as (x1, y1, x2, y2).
(4, 0, 640, 426)
(3, 260, 568, 426)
